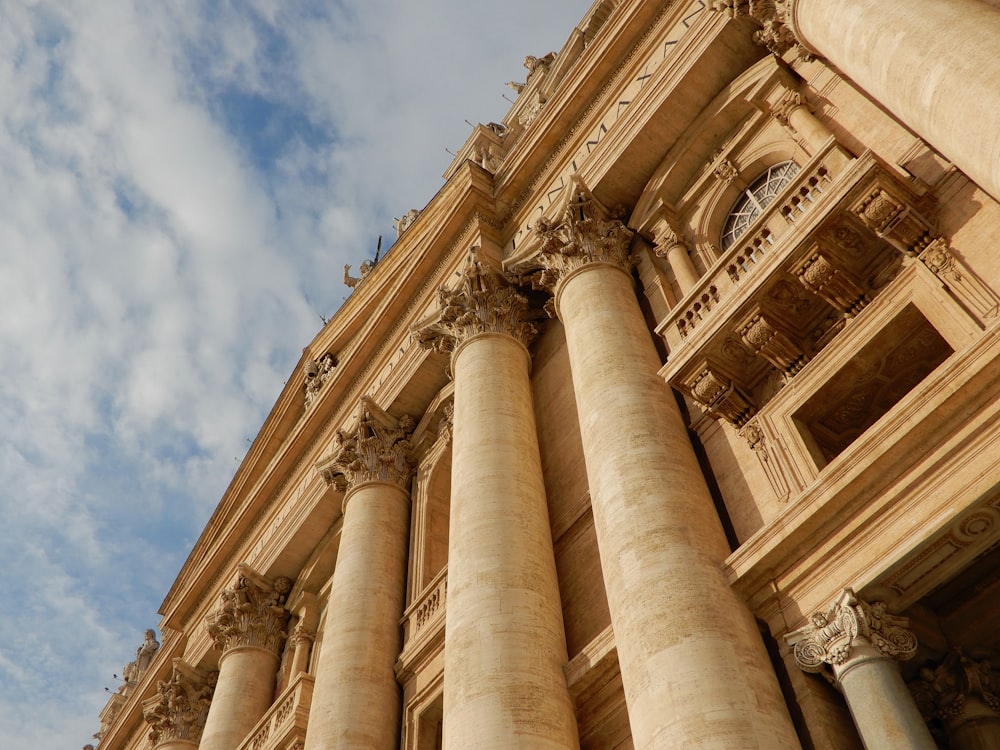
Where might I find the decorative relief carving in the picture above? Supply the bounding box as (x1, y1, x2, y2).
(304, 353, 337, 408)
(786, 589, 918, 674)
(142, 661, 216, 747)
(512, 180, 634, 309)
(685, 363, 756, 426)
(739, 418, 790, 500)
(793, 250, 869, 316)
(713, 158, 739, 185)
(772, 90, 806, 127)
(910, 648, 1000, 725)
(920, 237, 1000, 320)
(737, 308, 809, 375)
(414, 250, 537, 353)
(318, 397, 416, 493)
(206, 565, 292, 656)
(852, 186, 934, 255)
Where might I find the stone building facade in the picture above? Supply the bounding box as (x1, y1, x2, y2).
(93, 1, 1000, 748)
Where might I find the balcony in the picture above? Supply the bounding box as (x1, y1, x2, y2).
(396, 567, 447, 680)
(657, 141, 939, 427)
(237, 672, 314, 750)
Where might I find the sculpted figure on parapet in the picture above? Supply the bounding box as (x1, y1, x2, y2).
(319, 397, 416, 493)
(413, 248, 538, 354)
(206, 566, 293, 656)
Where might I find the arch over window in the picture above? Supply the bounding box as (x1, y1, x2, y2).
(721, 161, 800, 250)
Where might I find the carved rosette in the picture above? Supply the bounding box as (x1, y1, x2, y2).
(206, 567, 293, 657)
(414, 251, 537, 354)
(909, 648, 1000, 725)
(786, 589, 918, 674)
(318, 397, 415, 493)
(519, 186, 634, 309)
(142, 663, 216, 747)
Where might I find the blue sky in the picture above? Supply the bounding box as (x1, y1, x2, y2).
(0, 1, 588, 745)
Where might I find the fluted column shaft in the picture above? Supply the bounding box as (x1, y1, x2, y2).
(791, 0, 1000, 202)
(305, 401, 414, 750)
(415, 253, 578, 749)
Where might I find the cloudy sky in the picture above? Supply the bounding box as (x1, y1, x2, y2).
(0, 1, 588, 745)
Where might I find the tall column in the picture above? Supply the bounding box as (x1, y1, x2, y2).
(716, 0, 1000, 203)
(524, 183, 800, 749)
(414, 252, 579, 750)
(787, 588, 936, 749)
(142, 660, 215, 750)
(910, 648, 1000, 750)
(304, 398, 415, 750)
(201, 566, 292, 750)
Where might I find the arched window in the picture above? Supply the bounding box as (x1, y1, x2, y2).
(721, 161, 800, 250)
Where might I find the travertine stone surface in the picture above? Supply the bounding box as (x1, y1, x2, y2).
(793, 0, 1000, 202)
(200, 647, 281, 750)
(201, 569, 291, 750)
(420, 256, 579, 748)
(444, 331, 579, 749)
(305, 403, 414, 750)
(550, 252, 800, 747)
(788, 589, 935, 750)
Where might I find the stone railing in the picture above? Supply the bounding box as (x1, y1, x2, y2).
(237, 672, 315, 750)
(401, 566, 448, 647)
(657, 139, 855, 352)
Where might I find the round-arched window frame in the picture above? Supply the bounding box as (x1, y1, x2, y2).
(720, 161, 800, 250)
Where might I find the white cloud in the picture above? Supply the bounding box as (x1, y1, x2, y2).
(0, 0, 588, 745)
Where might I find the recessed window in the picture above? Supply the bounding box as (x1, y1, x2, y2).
(793, 304, 953, 467)
(721, 161, 800, 250)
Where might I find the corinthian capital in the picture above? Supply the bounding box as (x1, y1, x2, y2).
(318, 397, 415, 493)
(142, 660, 216, 747)
(206, 565, 292, 656)
(513, 179, 634, 307)
(711, 0, 811, 59)
(413, 249, 537, 353)
(786, 589, 918, 673)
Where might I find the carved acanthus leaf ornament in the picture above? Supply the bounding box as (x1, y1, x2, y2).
(414, 251, 537, 353)
(786, 589, 918, 673)
(142, 663, 216, 746)
(319, 397, 415, 493)
(206, 566, 292, 656)
(515, 182, 634, 314)
(711, 0, 811, 59)
(910, 648, 1000, 722)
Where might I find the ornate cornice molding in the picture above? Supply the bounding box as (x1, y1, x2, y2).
(142, 660, 216, 747)
(413, 249, 537, 354)
(786, 589, 918, 674)
(205, 565, 292, 656)
(317, 397, 415, 493)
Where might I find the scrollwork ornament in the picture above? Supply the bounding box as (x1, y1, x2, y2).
(786, 589, 918, 675)
(711, 0, 814, 60)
